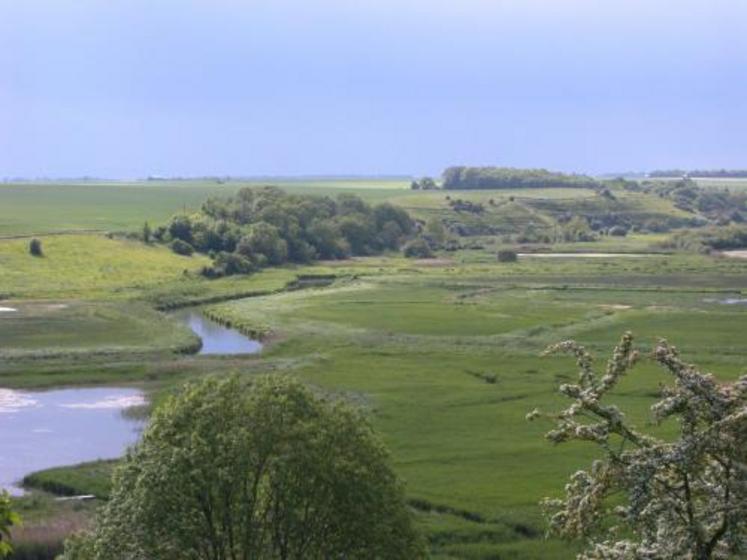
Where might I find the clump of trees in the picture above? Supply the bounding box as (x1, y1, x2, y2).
(410, 177, 438, 190)
(403, 238, 434, 258)
(560, 216, 597, 242)
(169, 238, 194, 256)
(529, 333, 747, 559)
(153, 187, 416, 277)
(62, 375, 425, 560)
(442, 166, 600, 190)
(659, 225, 747, 253)
(448, 198, 485, 214)
(28, 238, 43, 257)
(630, 178, 747, 225)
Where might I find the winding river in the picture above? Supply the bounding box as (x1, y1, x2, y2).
(0, 309, 261, 493)
(173, 309, 262, 355)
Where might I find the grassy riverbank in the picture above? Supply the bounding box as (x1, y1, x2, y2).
(3, 180, 747, 558)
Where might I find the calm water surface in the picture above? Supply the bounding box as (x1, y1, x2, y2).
(0, 387, 145, 494)
(174, 310, 262, 355)
(0, 311, 260, 493)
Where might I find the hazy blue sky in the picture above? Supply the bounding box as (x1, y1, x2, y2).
(1, 0, 745, 178)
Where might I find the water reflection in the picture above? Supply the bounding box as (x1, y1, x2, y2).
(174, 311, 262, 355)
(0, 387, 145, 494)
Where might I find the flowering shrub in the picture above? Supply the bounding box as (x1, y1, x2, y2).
(529, 333, 747, 559)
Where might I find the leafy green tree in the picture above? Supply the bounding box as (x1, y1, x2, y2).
(418, 177, 438, 190)
(202, 252, 255, 278)
(28, 238, 43, 257)
(237, 222, 288, 265)
(424, 219, 447, 245)
(403, 238, 434, 258)
(528, 333, 747, 559)
(141, 221, 152, 243)
(63, 375, 425, 560)
(0, 491, 19, 557)
(336, 193, 370, 216)
(169, 238, 194, 256)
(562, 215, 597, 242)
(373, 203, 414, 237)
(337, 214, 376, 254)
(306, 220, 347, 259)
(168, 214, 193, 243)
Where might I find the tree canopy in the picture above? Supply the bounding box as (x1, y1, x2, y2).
(63, 375, 425, 560)
(155, 187, 416, 276)
(442, 166, 600, 190)
(529, 333, 747, 559)
(650, 169, 747, 178)
(0, 492, 18, 558)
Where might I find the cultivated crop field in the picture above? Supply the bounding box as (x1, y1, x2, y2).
(2, 179, 747, 559)
(0, 179, 411, 236)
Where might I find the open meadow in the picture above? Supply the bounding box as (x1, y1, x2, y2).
(1, 179, 746, 558)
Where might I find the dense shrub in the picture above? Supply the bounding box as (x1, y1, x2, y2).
(403, 238, 434, 258)
(169, 239, 194, 256)
(497, 249, 518, 262)
(659, 225, 747, 253)
(28, 239, 43, 257)
(201, 252, 255, 278)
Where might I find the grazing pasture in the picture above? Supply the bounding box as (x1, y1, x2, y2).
(0, 179, 411, 236)
(2, 180, 747, 559)
(199, 257, 747, 558)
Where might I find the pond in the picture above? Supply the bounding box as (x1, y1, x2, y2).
(0, 387, 145, 494)
(173, 310, 262, 355)
(517, 252, 657, 258)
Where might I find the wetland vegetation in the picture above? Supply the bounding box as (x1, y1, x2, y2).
(1, 175, 747, 558)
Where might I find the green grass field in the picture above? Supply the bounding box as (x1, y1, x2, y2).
(0, 179, 411, 236)
(0, 300, 200, 358)
(196, 260, 747, 558)
(3, 180, 747, 558)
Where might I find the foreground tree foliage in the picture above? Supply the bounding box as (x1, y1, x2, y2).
(0, 492, 18, 558)
(63, 375, 425, 560)
(529, 333, 747, 559)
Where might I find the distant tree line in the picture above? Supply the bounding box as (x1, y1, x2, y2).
(153, 187, 416, 277)
(650, 169, 747, 178)
(441, 166, 600, 190)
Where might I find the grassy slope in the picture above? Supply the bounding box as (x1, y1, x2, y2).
(0, 234, 210, 299)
